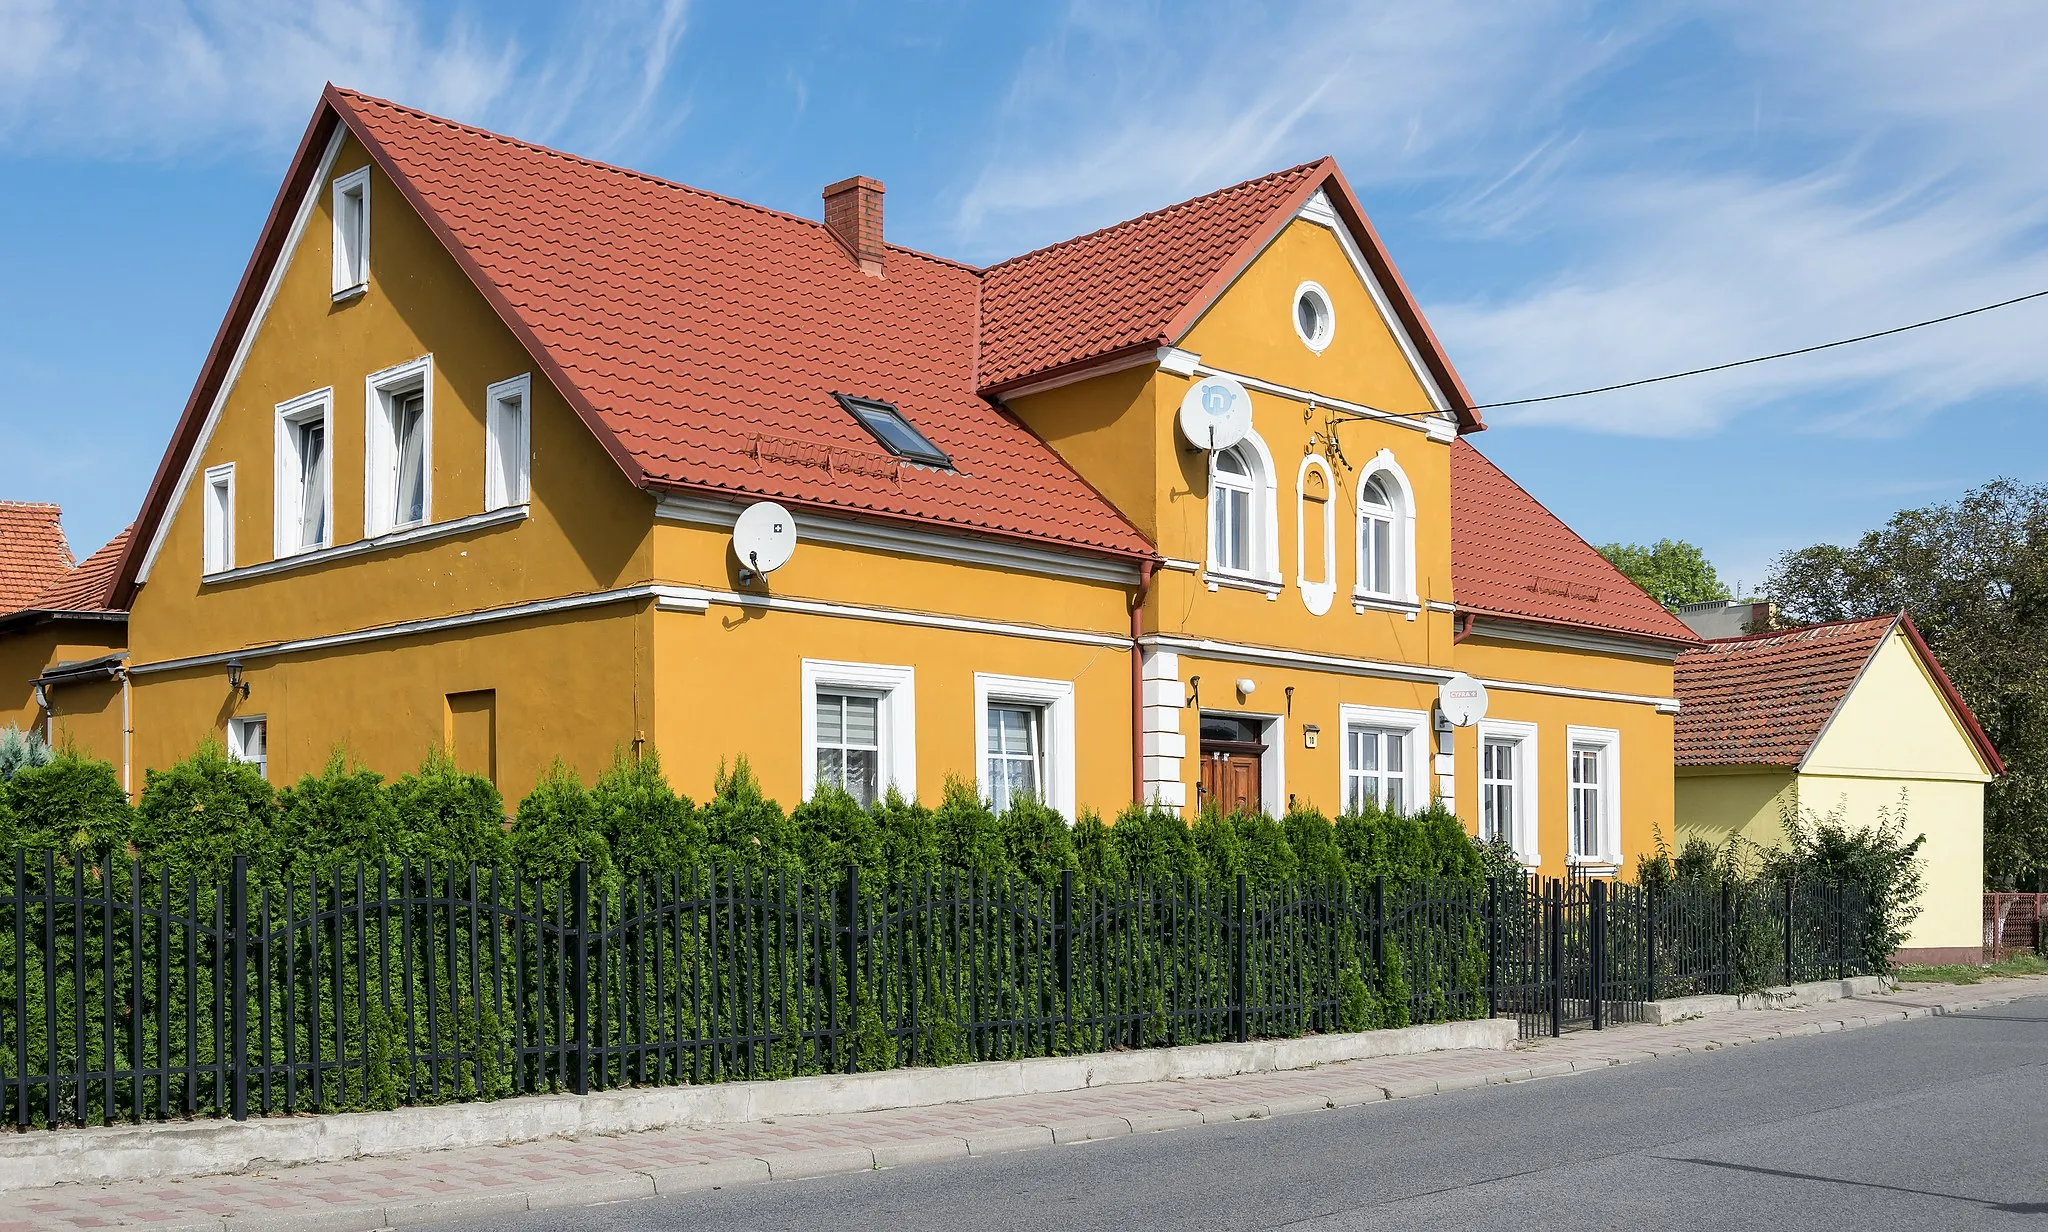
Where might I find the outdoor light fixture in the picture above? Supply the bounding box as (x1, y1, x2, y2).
(1185, 676, 1201, 709)
(226, 658, 250, 699)
(1302, 722, 1320, 749)
(30, 682, 47, 711)
(1235, 677, 1256, 697)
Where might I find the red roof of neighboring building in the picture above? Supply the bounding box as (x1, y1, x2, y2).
(1449, 441, 1698, 645)
(1674, 613, 2002, 773)
(29, 526, 132, 614)
(0, 502, 74, 612)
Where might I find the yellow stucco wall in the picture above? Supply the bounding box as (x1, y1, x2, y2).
(1795, 775, 1982, 952)
(0, 622, 128, 766)
(1675, 768, 1797, 850)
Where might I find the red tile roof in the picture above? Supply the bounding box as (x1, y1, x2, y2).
(29, 526, 131, 614)
(1449, 440, 1698, 644)
(1676, 614, 2002, 772)
(0, 502, 73, 612)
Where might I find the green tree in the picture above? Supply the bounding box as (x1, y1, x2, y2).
(1598, 538, 1731, 610)
(3, 750, 131, 858)
(1765, 477, 2048, 888)
(591, 750, 704, 879)
(509, 761, 614, 890)
(281, 752, 398, 872)
(387, 747, 509, 868)
(133, 742, 283, 879)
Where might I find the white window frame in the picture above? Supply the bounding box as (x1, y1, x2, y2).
(1338, 703, 1429, 815)
(801, 659, 916, 804)
(973, 673, 1077, 820)
(202, 463, 235, 577)
(227, 715, 268, 781)
(273, 388, 334, 559)
(364, 355, 434, 537)
(331, 166, 371, 299)
(1293, 280, 1335, 353)
(1355, 450, 1417, 604)
(485, 373, 532, 512)
(1565, 725, 1622, 869)
(1295, 455, 1336, 615)
(1205, 427, 1281, 587)
(1475, 718, 1539, 866)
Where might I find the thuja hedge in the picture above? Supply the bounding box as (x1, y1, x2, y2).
(0, 742, 1504, 894)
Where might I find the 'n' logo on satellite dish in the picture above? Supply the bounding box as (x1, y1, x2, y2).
(1177, 374, 1253, 452)
(733, 501, 797, 587)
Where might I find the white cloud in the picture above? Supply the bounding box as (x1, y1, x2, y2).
(0, 0, 691, 160)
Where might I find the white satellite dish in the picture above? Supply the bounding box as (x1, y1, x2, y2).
(732, 501, 797, 585)
(1437, 673, 1490, 727)
(1177, 374, 1253, 451)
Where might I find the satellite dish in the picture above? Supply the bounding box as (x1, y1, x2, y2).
(732, 501, 796, 585)
(1437, 673, 1489, 727)
(1177, 375, 1253, 451)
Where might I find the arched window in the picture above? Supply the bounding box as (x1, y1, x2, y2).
(1356, 457, 1414, 602)
(1210, 445, 1257, 575)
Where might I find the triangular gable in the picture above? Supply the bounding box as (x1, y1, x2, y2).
(977, 162, 1483, 433)
(1803, 614, 2004, 778)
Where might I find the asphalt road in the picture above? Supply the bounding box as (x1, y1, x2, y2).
(475, 997, 2048, 1231)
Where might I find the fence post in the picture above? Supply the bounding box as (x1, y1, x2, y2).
(1371, 875, 1385, 993)
(1232, 873, 1249, 1044)
(1484, 876, 1498, 1021)
(1645, 879, 1659, 1003)
(1547, 880, 1563, 1038)
(1719, 881, 1733, 996)
(1834, 883, 1846, 980)
(841, 865, 860, 1074)
(229, 854, 247, 1122)
(569, 861, 589, 1096)
(1782, 876, 1795, 988)
(1056, 869, 1073, 1045)
(1590, 878, 1606, 1031)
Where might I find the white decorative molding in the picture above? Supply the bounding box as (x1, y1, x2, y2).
(656, 493, 1144, 586)
(1190, 362, 1454, 441)
(1140, 649, 1187, 810)
(1160, 557, 1204, 574)
(362, 354, 434, 539)
(1287, 189, 1453, 416)
(1296, 189, 1341, 229)
(209, 504, 527, 587)
(1566, 724, 1624, 867)
(655, 585, 1132, 650)
(1475, 717, 1540, 866)
(802, 659, 917, 804)
(1355, 447, 1418, 605)
(1295, 454, 1336, 616)
(1462, 615, 1687, 663)
(1156, 347, 1202, 377)
(1337, 703, 1431, 813)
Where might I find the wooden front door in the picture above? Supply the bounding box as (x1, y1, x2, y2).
(1198, 714, 1266, 816)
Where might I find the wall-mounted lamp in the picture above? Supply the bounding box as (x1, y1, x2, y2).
(30, 681, 48, 711)
(1185, 675, 1201, 710)
(1284, 685, 1295, 717)
(1302, 722, 1320, 750)
(226, 658, 251, 700)
(1235, 677, 1256, 698)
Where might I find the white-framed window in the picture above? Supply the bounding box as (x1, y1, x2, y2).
(485, 373, 532, 511)
(1355, 451, 1416, 603)
(274, 388, 333, 558)
(365, 356, 433, 536)
(1566, 725, 1621, 867)
(227, 715, 268, 781)
(1339, 704, 1429, 816)
(1293, 280, 1335, 353)
(974, 673, 1077, 819)
(802, 660, 915, 807)
(202, 463, 235, 576)
(1476, 718, 1539, 865)
(1295, 456, 1336, 615)
(1206, 430, 1279, 584)
(331, 166, 370, 298)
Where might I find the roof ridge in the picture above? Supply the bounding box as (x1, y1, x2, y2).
(981, 157, 1331, 274)
(1696, 611, 1899, 647)
(330, 86, 981, 276)
(0, 500, 61, 512)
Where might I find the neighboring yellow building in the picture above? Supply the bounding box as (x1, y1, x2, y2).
(100, 85, 1697, 874)
(0, 505, 130, 780)
(1675, 614, 2001, 962)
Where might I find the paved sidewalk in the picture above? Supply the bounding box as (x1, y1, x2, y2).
(8, 976, 2041, 1231)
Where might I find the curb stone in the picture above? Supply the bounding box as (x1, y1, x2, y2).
(871, 1137, 969, 1169)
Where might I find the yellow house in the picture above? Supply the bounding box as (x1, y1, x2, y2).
(102, 85, 1696, 874)
(0, 505, 130, 778)
(1674, 614, 2001, 962)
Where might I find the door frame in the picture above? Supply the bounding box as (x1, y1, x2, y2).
(1196, 709, 1285, 816)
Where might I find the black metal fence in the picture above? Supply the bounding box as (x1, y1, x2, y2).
(0, 851, 1869, 1129)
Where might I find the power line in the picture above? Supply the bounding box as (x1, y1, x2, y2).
(1463, 286, 2048, 412)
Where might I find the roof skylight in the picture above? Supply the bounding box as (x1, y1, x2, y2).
(834, 394, 952, 468)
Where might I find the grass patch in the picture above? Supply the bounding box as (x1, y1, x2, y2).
(1894, 953, 2048, 985)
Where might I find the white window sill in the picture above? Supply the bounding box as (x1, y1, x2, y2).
(1205, 569, 1283, 599)
(332, 283, 367, 304)
(1566, 859, 1621, 875)
(1351, 590, 1421, 616)
(215, 505, 527, 586)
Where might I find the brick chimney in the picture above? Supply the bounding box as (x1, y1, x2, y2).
(823, 176, 886, 277)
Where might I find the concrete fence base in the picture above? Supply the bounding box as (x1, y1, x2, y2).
(1643, 974, 1895, 1026)
(0, 1017, 1512, 1193)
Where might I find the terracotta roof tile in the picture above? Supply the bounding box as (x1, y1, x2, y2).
(334, 90, 1154, 562)
(0, 502, 73, 612)
(28, 526, 132, 614)
(978, 162, 1327, 390)
(1673, 616, 1896, 766)
(1449, 441, 1698, 644)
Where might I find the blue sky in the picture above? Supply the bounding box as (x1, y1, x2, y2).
(4, 1, 2045, 594)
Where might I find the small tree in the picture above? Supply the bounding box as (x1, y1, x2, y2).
(0, 725, 54, 782)
(1598, 538, 1731, 610)
(1281, 804, 1345, 883)
(999, 794, 1077, 891)
(1235, 809, 1300, 888)
(791, 785, 884, 884)
(281, 751, 398, 872)
(872, 788, 939, 882)
(510, 761, 613, 890)
(1110, 801, 1201, 885)
(591, 750, 704, 879)
(933, 778, 1013, 879)
(1071, 808, 1126, 886)
(701, 757, 800, 874)
(133, 742, 283, 879)
(387, 747, 509, 869)
(2, 749, 130, 858)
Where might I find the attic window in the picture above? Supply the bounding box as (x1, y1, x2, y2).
(834, 394, 951, 467)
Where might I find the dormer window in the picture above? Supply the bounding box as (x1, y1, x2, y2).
(331, 167, 370, 298)
(835, 394, 951, 467)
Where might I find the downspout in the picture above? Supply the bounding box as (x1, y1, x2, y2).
(1130, 558, 1157, 805)
(121, 667, 133, 797)
(1452, 611, 1477, 644)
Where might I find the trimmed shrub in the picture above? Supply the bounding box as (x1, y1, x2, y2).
(1234, 809, 1300, 888)
(281, 752, 398, 872)
(3, 750, 131, 859)
(387, 747, 508, 868)
(999, 794, 1077, 890)
(1281, 805, 1345, 882)
(510, 762, 613, 891)
(1771, 791, 1925, 968)
(1070, 808, 1125, 886)
(872, 789, 940, 881)
(701, 758, 800, 874)
(933, 778, 1013, 879)
(133, 743, 278, 878)
(790, 786, 884, 884)
(1109, 801, 1201, 884)
(592, 751, 704, 880)
(1190, 807, 1242, 886)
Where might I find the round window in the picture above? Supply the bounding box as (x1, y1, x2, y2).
(1293, 282, 1334, 352)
